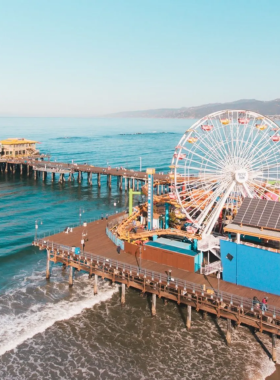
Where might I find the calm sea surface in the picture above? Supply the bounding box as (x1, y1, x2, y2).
(0, 118, 278, 379)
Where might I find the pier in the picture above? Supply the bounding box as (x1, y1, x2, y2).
(0, 157, 169, 191)
(34, 212, 280, 361)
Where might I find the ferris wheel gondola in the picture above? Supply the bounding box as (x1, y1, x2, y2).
(170, 110, 280, 237)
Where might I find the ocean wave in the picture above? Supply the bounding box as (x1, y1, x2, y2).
(0, 274, 118, 357)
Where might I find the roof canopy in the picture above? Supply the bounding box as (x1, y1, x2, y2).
(0, 138, 37, 145)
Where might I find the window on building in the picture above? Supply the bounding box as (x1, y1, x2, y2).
(15, 151, 18, 155)
(23, 150, 25, 154)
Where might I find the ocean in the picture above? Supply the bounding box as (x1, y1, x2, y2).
(0, 117, 278, 379)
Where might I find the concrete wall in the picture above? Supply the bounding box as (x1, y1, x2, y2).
(221, 240, 280, 296)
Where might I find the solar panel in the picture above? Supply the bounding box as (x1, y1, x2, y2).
(233, 197, 280, 231)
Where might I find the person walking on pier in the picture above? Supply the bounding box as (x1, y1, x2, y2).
(261, 296, 268, 311)
(117, 245, 121, 254)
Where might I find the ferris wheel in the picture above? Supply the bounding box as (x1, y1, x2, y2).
(170, 110, 280, 237)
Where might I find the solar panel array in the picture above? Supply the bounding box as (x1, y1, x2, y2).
(233, 197, 280, 231)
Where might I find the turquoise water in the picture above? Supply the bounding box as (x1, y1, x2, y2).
(0, 118, 277, 379)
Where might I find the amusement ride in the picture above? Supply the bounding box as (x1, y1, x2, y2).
(117, 110, 280, 253)
(170, 110, 280, 237)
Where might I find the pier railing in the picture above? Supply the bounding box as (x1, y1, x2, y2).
(34, 238, 280, 322)
(35, 212, 126, 240)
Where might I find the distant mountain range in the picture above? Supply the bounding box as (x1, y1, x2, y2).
(107, 99, 280, 119)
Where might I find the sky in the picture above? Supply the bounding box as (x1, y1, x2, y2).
(0, 0, 280, 116)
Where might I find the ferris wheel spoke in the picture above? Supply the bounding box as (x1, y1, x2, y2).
(192, 141, 225, 169)
(195, 131, 227, 166)
(196, 179, 232, 225)
(242, 182, 254, 198)
(191, 121, 227, 164)
(241, 126, 269, 163)
(205, 119, 229, 162)
(254, 144, 280, 170)
(180, 145, 223, 170)
(195, 180, 232, 224)
(244, 125, 276, 164)
(250, 148, 280, 172)
(214, 115, 233, 161)
(203, 181, 236, 236)
(186, 181, 223, 206)
(174, 164, 221, 174)
(248, 179, 280, 199)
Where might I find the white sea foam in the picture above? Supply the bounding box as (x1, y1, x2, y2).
(0, 276, 118, 357)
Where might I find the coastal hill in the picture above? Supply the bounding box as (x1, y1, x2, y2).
(107, 99, 280, 118)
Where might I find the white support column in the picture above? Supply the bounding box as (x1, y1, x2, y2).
(236, 233, 241, 244)
(69, 266, 74, 287)
(186, 305, 192, 330)
(151, 293, 156, 317)
(121, 283, 125, 305)
(94, 274, 98, 295)
(272, 333, 277, 363)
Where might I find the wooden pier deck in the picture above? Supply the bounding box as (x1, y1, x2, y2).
(0, 157, 170, 190)
(34, 212, 280, 360)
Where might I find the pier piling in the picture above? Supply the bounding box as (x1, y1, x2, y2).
(69, 266, 74, 287)
(151, 293, 156, 317)
(94, 274, 98, 295)
(46, 250, 51, 279)
(226, 319, 232, 346)
(97, 173, 101, 188)
(119, 176, 123, 191)
(59, 173, 64, 183)
(272, 333, 277, 362)
(187, 305, 192, 330)
(88, 172, 92, 185)
(107, 174, 112, 189)
(121, 283, 125, 305)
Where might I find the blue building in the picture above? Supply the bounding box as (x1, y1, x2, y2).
(221, 198, 280, 296)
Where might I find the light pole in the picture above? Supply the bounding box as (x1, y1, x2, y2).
(140, 157, 142, 172)
(35, 218, 43, 240)
(79, 208, 84, 226)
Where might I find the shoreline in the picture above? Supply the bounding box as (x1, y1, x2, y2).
(266, 364, 280, 380)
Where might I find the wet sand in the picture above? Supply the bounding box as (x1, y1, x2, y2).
(266, 364, 280, 380)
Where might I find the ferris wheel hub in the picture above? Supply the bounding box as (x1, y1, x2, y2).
(234, 169, 248, 184)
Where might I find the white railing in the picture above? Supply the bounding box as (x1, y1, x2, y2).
(200, 261, 223, 275)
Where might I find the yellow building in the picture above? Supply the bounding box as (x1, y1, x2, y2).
(0, 138, 39, 158)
